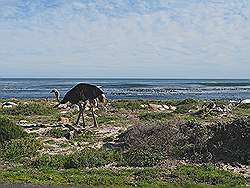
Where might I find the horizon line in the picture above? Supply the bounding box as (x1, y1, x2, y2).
(0, 77, 249, 80)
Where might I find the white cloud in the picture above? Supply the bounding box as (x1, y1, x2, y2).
(0, 0, 249, 78)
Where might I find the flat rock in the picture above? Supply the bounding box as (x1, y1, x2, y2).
(240, 99, 250, 104)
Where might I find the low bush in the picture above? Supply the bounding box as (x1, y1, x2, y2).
(31, 154, 68, 169)
(0, 137, 42, 162)
(64, 148, 124, 168)
(0, 116, 27, 143)
(118, 121, 185, 167)
(111, 100, 146, 110)
(31, 148, 124, 169)
(177, 98, 198, 105)
(139, 112, 173, 121)
(174, 164, 246, 187)
(47, 128, 69, 138)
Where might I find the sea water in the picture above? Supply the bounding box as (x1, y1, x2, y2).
(0, 78, 249, 101)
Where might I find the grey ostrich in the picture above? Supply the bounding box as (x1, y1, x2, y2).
(50, 83, 107, 127)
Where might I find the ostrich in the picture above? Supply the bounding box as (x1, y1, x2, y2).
(50, 83, 107, 127)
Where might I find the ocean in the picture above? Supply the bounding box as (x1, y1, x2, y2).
(0, 78, 249, 101)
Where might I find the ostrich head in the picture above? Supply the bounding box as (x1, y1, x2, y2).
(50, 88, 60, 103)
(98, 94, 107, 105)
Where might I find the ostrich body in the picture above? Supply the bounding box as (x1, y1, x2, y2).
(51, 83, 106, 127)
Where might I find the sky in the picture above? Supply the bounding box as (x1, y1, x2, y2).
(0, 0, 249, 78)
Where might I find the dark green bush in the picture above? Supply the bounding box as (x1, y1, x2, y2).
(0, 116, 27, 143)
(118, 122, 185, 167)
(206, 117, 250, 164)
(178, 117, 250, 164)
(119, 117, 250, 166)
(0, 103, 58, 116)
(0, 137, 42, 162)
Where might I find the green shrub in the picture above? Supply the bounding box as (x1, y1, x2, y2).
(111, 100, 146, 110)
(31, 154, 68, 169)
(177, 98, 198, 105)
(238, 103, 250, 109)
(0, 116, 27, 143)
(64, 148, 124, 169)
(31, 148, 124, 169)
(174, 164, 246, 186)
(47, 128, 69, 138)
(123, 148, 163, 167)
(0, 103, 58, 116)
(139, 112, 173, 121)
(0, 137, 42, 162)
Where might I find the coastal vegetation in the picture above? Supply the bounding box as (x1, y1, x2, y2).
(0, 99, 249, 187)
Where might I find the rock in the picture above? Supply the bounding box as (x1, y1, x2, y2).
(60, 111, 68, 115)
(169, 105, 177, 111)
(102, 142, 128, 151)
(2, 102, 18, 108)
(19, 120, 28, 124)
(148, 103, 163, 111)
(2, 105, 13, 108)
(159, 107, 166, 111)
(140, 104, 147, 108)
(162, 105, 169, 110)
(215, 107, 224, 112)
(58, 117, 70, 124)
(58, 104, 68, 109)
(240, 99, 250, 104)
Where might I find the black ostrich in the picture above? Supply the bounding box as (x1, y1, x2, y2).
(50, 83, 107, 127)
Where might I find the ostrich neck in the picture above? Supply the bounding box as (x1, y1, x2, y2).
(55, 91, 61, 103)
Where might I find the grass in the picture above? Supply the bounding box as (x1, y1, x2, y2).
(0, 165, 246, 187)
(45, 139, 56, 144)
(97, 114, 127, 125)
(72, 130, 96, 142)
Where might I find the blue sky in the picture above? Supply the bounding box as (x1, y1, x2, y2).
(0, 0, 249, 78)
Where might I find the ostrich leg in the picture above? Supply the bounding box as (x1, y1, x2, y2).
(75, 103, 82, 126)
(91, 108, 98, 127)
(81, 103, 86, 127)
